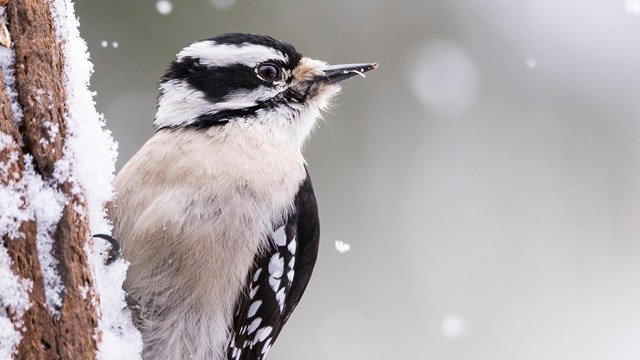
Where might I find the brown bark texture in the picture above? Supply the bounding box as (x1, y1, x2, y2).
(1, 0, 99, 359)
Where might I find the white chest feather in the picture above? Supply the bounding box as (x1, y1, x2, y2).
(110, 125, 306, 360)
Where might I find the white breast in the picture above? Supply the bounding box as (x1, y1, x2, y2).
(110, 123, 306, 360)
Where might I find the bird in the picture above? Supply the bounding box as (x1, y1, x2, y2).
(108, 33, 377, 360)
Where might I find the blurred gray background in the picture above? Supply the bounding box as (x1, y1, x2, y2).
(75, 0, 640, 359)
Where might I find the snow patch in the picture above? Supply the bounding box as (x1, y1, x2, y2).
(88, 240, 142, 359)
(0, 25, 33, 358)
(25, 158, 65, 316)
(0, 10, 24, 127)
(0, 205, 32, 359)
(0, 134, 29, 240)
(50, 0, 142, 359)
(0, 259, 31, 360)
(0, 93, 66, 321)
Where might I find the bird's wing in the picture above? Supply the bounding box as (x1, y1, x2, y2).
(227, 170, 320, 360)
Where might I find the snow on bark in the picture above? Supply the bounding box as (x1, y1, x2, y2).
(26, 157, 65, 315)
(50, 1, 142, 359)
(0, 133, 32, 359)
(1, 0, 142, 356)
(2, 0, 69, 324)
(0, 248, 31, 359)
(0, 12, 47, 355)
(0, 10, 22, 127)
(0, 132, 28, 238)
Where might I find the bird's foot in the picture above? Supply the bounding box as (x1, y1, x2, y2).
(93, 234, 121, 265)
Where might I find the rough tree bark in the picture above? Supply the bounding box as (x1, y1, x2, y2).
(0, 0, 99, 358)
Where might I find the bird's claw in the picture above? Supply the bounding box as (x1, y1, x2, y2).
(93, 234, 121, 265)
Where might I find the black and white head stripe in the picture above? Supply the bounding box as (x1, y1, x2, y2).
(154, 34, 304, 130)
(176, 35, 300, 69)
(168, 33, 302, 77)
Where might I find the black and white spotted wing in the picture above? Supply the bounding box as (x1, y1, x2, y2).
(227, 171, 320, 360)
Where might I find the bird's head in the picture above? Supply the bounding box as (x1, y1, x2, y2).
(154, 33, 377, 147)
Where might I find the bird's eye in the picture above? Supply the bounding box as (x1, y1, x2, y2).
(256, 64, 282, 82)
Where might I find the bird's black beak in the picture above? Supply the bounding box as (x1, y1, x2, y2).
(318, 63, 378, 84)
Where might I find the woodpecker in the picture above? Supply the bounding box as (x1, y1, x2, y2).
(109, 33, 377, 360)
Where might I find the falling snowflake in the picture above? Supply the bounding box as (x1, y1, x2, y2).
(334, 240, 351, 254)
(156, 0, 173, 15)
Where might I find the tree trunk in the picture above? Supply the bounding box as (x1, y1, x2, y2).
(0, 0, 99, 358)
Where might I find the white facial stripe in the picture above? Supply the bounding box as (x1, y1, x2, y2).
(178, 41, 287, 67)
(154, 80, 269, 128)
(154, 80, 212, 128)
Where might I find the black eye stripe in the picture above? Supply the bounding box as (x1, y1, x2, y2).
(162, 58, 266, 102)
(162, 55, 298, 99)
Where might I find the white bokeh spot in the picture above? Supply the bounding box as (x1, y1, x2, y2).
(156, 0, 173, 15)
(625, 0, 640, 15)
(441, 313, 470, 339)
(210, 0, 237, 10)
(405, 39, 480, 117)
